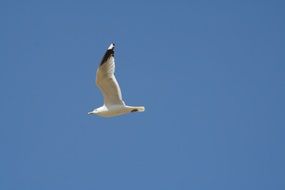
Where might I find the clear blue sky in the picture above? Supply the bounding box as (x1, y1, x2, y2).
(0, 0, 284, 189)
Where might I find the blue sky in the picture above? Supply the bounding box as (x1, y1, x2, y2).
(0, 0, 284, 189)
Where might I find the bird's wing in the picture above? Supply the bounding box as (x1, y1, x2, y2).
(96, 43, 125, 107)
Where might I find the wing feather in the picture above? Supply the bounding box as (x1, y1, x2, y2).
(96, 44, 124, 107)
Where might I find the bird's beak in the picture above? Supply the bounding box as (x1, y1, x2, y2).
(88, 112, 93, 115)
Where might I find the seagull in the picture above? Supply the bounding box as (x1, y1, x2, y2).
(88, 43, 145, 117)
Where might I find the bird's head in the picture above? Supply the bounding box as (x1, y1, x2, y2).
(88, 109, 98, 115)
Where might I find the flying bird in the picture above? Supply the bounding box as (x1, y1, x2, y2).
(88, 43, 145, 117)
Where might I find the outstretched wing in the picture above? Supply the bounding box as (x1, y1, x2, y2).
(96, 43, 125, 107)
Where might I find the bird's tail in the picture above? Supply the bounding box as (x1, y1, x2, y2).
(136, 106, 145, 112)
(130, 106, 145, 112)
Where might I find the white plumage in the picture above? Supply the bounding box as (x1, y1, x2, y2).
(88, 43, 145, 117)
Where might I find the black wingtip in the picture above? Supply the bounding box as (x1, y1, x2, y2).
(100, 43, 115, 66)
(108, 43, 115, 50)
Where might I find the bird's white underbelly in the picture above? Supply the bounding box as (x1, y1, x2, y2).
(96, 106, 131, 117)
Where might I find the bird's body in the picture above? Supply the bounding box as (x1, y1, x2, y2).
(88, 43, 145, 117)
(89, 105, 145, 117)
